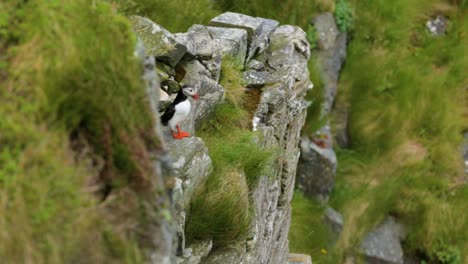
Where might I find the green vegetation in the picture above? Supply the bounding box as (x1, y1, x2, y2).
(0, 0, 162, 262)
(326, 0, 467, 263)
(113, 0, 218, 32)
(289, 191, 340, 263)
(2, 0, 466, 262)
(186, 56, 271, 247)
(334, 0, 353, 32)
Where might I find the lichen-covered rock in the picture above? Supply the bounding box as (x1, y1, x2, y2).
(247, 18, 280, 61)
(296, 134, 337, 203)
(243, 70, 278, 88)
(242, 23, 311, 264)
(200, 56, 222, 83)
(131, 16, 187, 66)
(166, 137, 212, 257)
(266, 26, 311, 87)
(313, 13, 340, 50)
(247, 59, 266, 71)
(174, 25, 216, 59)
(208, 26, 248, 63)
(360, 217, 405, 264)
(210, 12, 263, 40)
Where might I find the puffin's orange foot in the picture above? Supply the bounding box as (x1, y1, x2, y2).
(178, 131, 190, 138)
(172, 133, 186, 140)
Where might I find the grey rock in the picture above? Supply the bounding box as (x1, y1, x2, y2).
(159, 88, 172, 112)
(266, 26, 311, 87)
(247, 18, 280, 61)
(179, 59, 224, 126)
(131, 16, 187, 67)
(243, 70, 278, 88)
(247, 59, 266, 71)
(426, 15, 448, 36)
(289, 253, 313, 264)
(200, 56, 222, 83)
(323, 207, 344, 243)
(175, 25, 216, 59)
(210, 12, 263, 41)
(360, 217, 405, 264)
(209, 12, 280, 63)
(176, 240, 213, 264)
(208, 26, 248, 63)
(320, 32, 347, 115)
(313, 13, 340, 50)
(296, 132, 337, 203)
(166, 137, 212, 257)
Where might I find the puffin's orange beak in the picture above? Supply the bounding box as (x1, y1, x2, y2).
(194, 93, 199, 101)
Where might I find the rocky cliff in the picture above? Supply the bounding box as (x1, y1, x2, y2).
(132, 12, 313, 264)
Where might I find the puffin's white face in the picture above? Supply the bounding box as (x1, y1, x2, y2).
(182, 86, 199, 100)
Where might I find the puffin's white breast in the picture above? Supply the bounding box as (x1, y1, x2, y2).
(170, 99, 191, 126)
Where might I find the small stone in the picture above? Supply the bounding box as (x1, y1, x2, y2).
(426, 15, 448, 36)
(360, 216, 405, 264)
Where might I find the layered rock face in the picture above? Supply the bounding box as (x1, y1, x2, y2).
(133, 12, 312, 264)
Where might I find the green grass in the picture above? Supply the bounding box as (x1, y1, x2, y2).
(289, 191, 340, 264)
(185, 56, 272, 247)
(0, 0, 164, 262)
(112, 0, 219, 32)
(324, 0, 468, 262)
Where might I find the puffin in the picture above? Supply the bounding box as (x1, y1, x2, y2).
(161, 84, 199, 139)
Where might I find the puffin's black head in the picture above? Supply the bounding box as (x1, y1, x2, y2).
(181, 85, 199, 101)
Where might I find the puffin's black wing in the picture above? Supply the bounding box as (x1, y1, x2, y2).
(161, 104, 176, 126)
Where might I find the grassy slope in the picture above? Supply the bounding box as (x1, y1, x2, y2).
(327, 0, 468, 263)
(0, 0, 160, 262)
